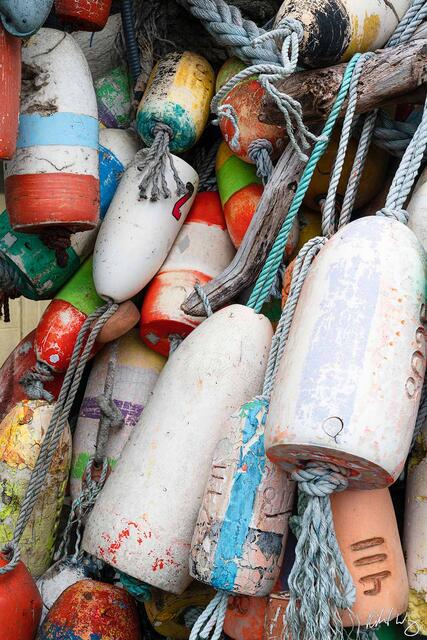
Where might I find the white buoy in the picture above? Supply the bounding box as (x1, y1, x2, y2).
(83, 305, 273, 594)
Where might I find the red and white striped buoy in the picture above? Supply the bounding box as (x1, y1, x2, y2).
(140, 192, 235, 356)
(0, 24, 20, 159)
(4, 29, 99, 233)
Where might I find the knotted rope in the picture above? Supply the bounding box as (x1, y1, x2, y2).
(193, 139, 221, 191)
(39, 229, 71, 269)
(0, 302, 118, 576)
(118, 571, 152, 601)
(0, 259, 23, 322)
(137, 125, 187, 201)
(20, 361, 55, 402)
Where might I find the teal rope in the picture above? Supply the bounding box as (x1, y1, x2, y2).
(247, 53, 361, 313)
(118, 571, 152, 601)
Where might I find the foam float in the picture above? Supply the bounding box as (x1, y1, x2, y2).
(0, 24, 20, 159)
(0, 551, 42, 640)
(55, 0, 113, 31)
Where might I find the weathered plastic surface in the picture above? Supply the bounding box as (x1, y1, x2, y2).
(266, 217, 427, 489)
(83, 305, 273, 594)
(0, 0, 54, 37)
(0, 551, 42, 640)
(0, 24, 20, 159)
(55, 0, 113, 31)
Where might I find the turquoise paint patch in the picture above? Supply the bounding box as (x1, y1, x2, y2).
(17, 112, 99, 149)
(210, 398, 268, 592)
(39, 623, 87, 640)
(98, 144, 124, 219)
(136, 102, 196, 154)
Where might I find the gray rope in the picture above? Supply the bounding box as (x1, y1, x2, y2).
(0, 258, 22, 296)
(20, 361, 55, 403)
(194, 139, 221, 191)
(373, 111, 427, 160)
(412, 377, 427, 445)
(94, 341, 123, 466)
(185, 607, 205, 629)
(387, 0, 427, 46)
(287, 463, 355, 640)
(137, 124, 186, 201)
(248, 139, 274, 184)
(169, 333, 184, 354)
(176, 0, 280, 64)
(194, 282, 213, 317)
(0, 302, 118, 576)
(189, 591, 228, 640)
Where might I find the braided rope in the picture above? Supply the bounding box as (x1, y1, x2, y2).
(194, 282, 213, 317)
(0, 303, 118, 576)
(20, 361, 55, 402)
(137, 124, 186, 201)
(189, 591, 228, 640)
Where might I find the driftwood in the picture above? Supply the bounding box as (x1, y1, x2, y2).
(181, 141, 307, 316)
(259, 39, 427, 126)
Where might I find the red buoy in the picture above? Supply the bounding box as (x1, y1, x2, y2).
(0, 24, 21, 160)
(0, 552, 42, 640)
(55, 0, 113, 31)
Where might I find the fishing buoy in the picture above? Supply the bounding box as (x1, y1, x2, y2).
(191, 397, 295, 596)
(72, 13, 123, 80)
(0, 24, 20, 159)
(216, 142, 299, 254)
(218, 78, 284, 164)
(71, 330, 165, 500)
(39, 579, 141, 639)
(304, 130, 389, 212)
(404, 421, 427, 635)
(93, 154, 199, 303)
(83, 305, 273, 594)
(37, 559, 86, 622)
(34, 257, 140, 372)
(0, 128, 138, 302)
(140, 191, 235, 356)
(0, 551, 42, 640)
(137, 51, 214, 155)
(264, 592, 290, 640)
(0, 330, 64, 422)
(332, 489, 408, 627)
(4, 29, 99, 235)
(0, 399, 71, 577)
(265, 216, 426, 488)
(145, 582, 215, 639)
(216, 57, 247, 93)
(0, 0, 54, 37)
(275, 0, 412, 67)
(224, 596, 267, 640)
(95, 66, 132, 129)
(55, 0, 113, 31)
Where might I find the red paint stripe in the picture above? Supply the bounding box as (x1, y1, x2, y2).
(55, 0, 112, 30)
(186, 192, 227, 229)
(0, 26, 21, 160)
(5, 173, 99, 232)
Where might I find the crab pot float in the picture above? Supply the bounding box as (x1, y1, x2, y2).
(0, 0, 54, 37)
(140, 191, 235, 356)
(83, 305, 273, 594)
(145, 582, 216, 639)
(34, 257, 140, 373)
(216, 141, 299, 253)
(0, 330, 64, 422)
(136, 51, 214, 155)
(39, 579, 141, 640)
(265, 216, 426, 488)
(224, 595, 268, 640)
(0, 551, 42, 640)
(274, 0, 412, 68)
(95, 66, 132, 129)
(0, 127, 138, 301)
(71, 330, 165, 500)
(93, 154, 199, 303)
(55, 0, 113, 31)
(191, 397, 295, 596)
(72, 13, 123, 80)
(0, 399, 71, 577)
(0, 24, 21, 159)
(332, 489, 408, 627)
(4, 29, 99, 235)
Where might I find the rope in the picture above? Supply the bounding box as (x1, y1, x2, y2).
(387, 0, 427, 46)
(194, 139, 221, 191)
(373, 111, 427, 160)
(94, 341, 123, 465)
(248, 139, 274, 184)
(247, 54, 361, 313)
(194, 282, 213, 317)
(137, 125, 187, 201)
(20, 361, 55, 402)
(185, 607, 205, 629)
(0, 259, 22, 322)
(118, 571, 152, 601)
(176, 0, 280, 64)
(39, 229, 71, 269)
(121, 0, 141, 85)
(189, 591, 228, 640)
(0, 302, 118, 576)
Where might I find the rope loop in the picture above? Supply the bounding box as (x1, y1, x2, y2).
(0, 542, 20, 576)
(377, 206, 409, 224)
(137, 124, 186, 201)
(291, 461, 349, 497)
(189, 590, 228, 640)
(248, 139, 274, 184)
(20, 361, 55, 402)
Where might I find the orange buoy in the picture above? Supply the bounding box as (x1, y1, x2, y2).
(224, 595, 267, 640)
(0, 551, 42, 639)
(0, 24, 20, 160)
(55, 0, 113, 31)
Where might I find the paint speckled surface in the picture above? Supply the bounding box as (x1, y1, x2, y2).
(0, 551, 42, 640)
(39, 579, 141, 639)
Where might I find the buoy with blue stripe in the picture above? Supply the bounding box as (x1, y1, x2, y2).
(4, 29, 99, 233)
(0, 551, 42, 640)
(140, 191, 235, 356)
(0, 399, 71, 577)
(34, 257, 140, 372)
(83, 305, 273, 594)
(0, 0, 54, 37)
(0, 24, 20, 159)
(55, 0, 113, 31)
(0, 127, 139, 302)
(93, 153, 199, 303)
(70, 330, 165, 501)
(275, 0, 411, 68)
(265, 216, 426, 489)
(191, 396, 295, 596)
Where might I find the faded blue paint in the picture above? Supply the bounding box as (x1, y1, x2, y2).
(0, 0, 53, 37)
(210, 397, 268, 592)
(294, 220, 381, 437)
(136, 102, 196, 154)
(17, 112, 99, 150)
(39, 623, 100, 640)
(98, 144, 124, 218)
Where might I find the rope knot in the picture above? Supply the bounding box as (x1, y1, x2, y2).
(377, 207, 409, 224)
(291, 461, 349, 497)
(95, 395, 124, 430)
(20, 361, 55, 402)
(248, 139, 274, 184)
(39, 228, 72, 268)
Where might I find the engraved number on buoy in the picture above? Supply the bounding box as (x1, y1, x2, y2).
(172, 183, 195, 221)
(349, 537, 391, 596)
(405, 313, 426, 399)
